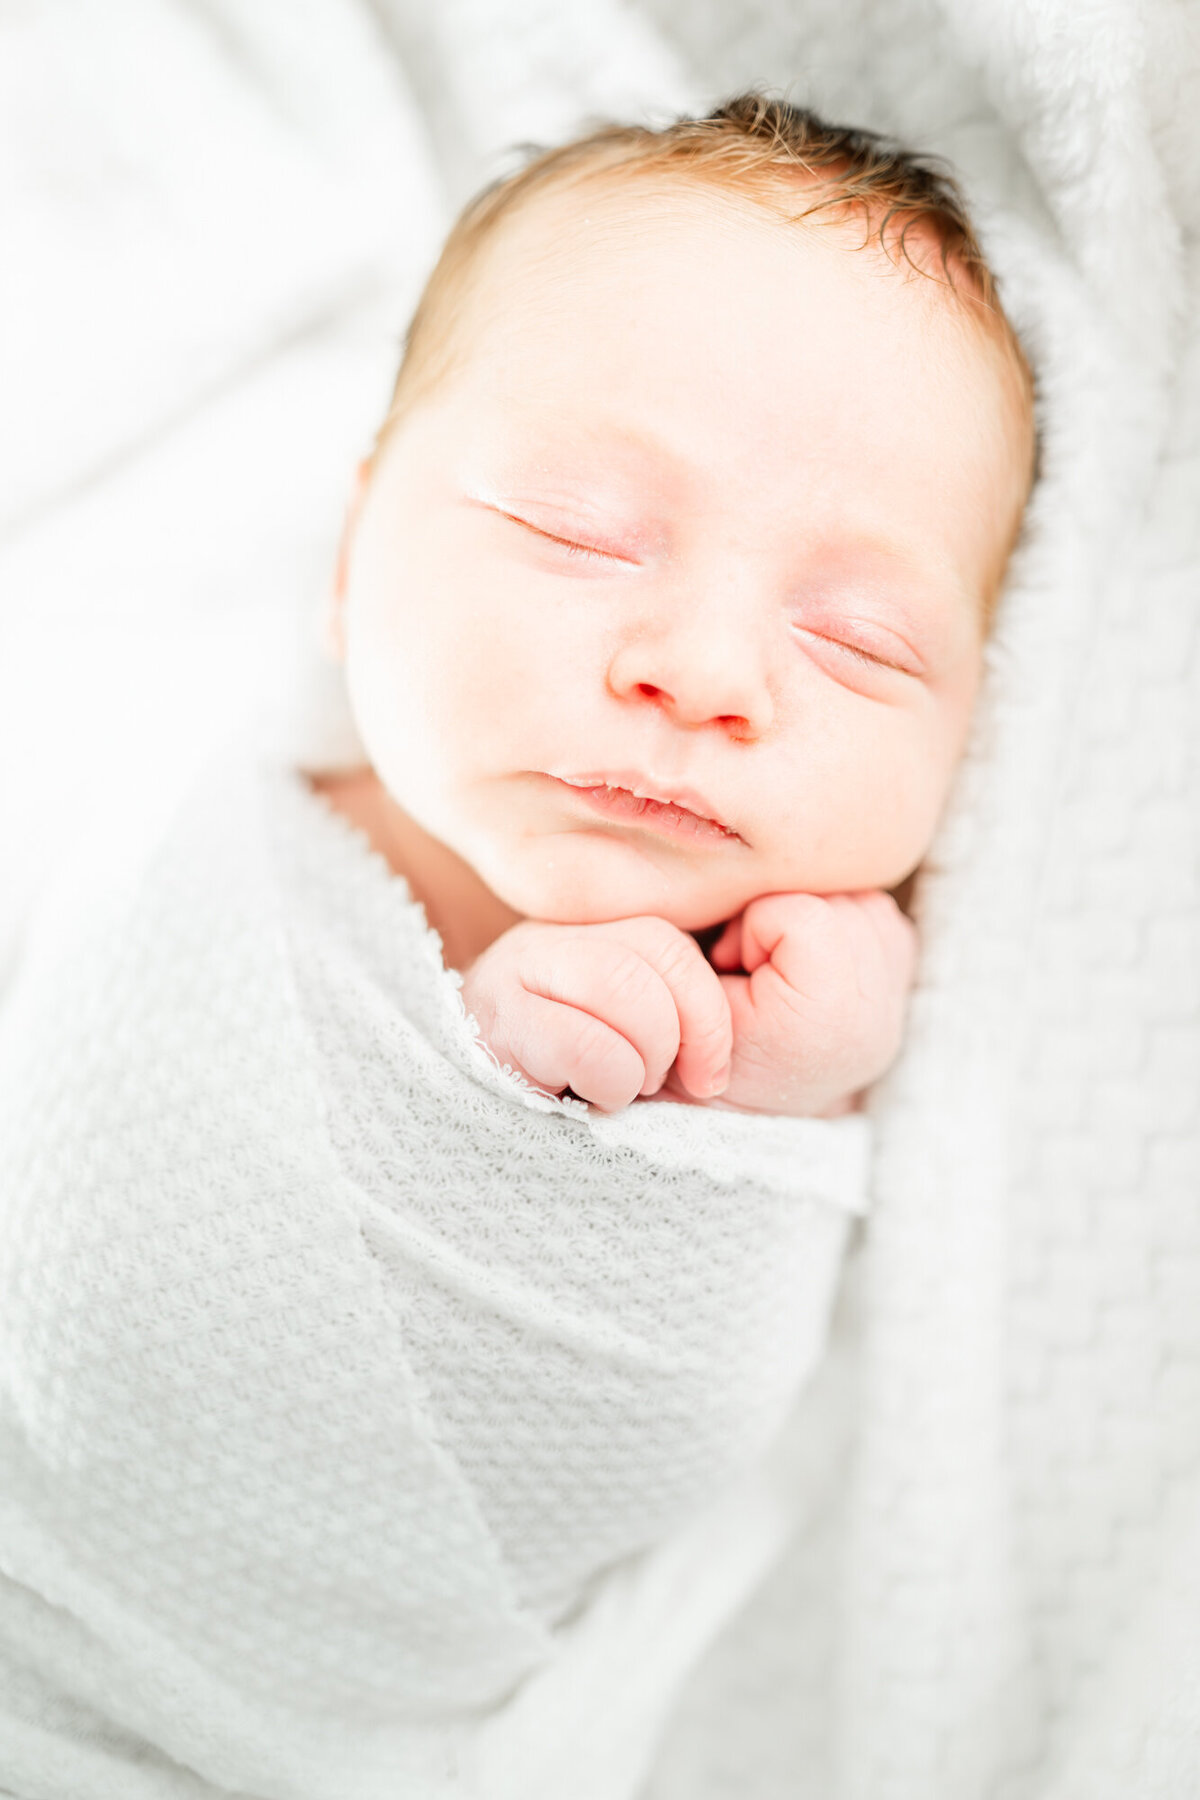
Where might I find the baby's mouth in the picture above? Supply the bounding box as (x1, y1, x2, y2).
(548, 775, 744, 845)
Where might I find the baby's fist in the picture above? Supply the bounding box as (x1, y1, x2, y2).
(460, 916, 733, 1113)
(701, 890, 919, 1117)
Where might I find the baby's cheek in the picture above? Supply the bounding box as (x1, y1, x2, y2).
(771, 736, 949, 893)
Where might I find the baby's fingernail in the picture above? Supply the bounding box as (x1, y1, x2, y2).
(708, 1062, 731, 1095)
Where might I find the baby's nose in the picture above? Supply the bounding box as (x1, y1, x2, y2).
(606, 602, 774, 738)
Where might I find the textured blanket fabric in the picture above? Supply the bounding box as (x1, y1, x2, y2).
(0, 749, 867, 1798)
(278, 2, 1199, 1795)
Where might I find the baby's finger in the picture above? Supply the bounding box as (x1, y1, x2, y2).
(506, 991, 647, 1113)
(739, 892, 841, 991)
(516, 933, 682, 1097)
(595, 918, 733, 1098)
(707, 916, 744, 971)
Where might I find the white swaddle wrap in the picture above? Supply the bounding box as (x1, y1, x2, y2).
(0, 746, 867, 1798)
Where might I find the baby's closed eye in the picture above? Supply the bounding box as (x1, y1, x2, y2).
(476, 495, 643, 567)
(790, 621, 926, 678)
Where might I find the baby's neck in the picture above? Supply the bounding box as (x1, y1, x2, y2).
(306, 768, 522, 972)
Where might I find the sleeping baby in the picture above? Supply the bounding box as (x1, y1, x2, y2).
(0, 94, 1034, 1800)
(317, 100, 1031, 1124)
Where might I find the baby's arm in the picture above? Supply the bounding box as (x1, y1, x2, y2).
(460, 892, 916, 1118)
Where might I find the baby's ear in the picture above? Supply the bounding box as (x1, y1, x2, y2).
(323, 458, 373, 661)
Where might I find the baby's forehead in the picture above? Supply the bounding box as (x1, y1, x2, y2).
(454, 170, 996, 395)
(457, 176, 998, 405)
(469, 170, 865, 296)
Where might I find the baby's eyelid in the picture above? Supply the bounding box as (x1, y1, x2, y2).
(832, 638, 890, 668)
(792, 622, 919, 675)
(498, 508, 634, 565)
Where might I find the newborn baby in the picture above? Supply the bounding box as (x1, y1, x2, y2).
(316, 99, 1032, 1124)
(0, 95, 1035, 1800)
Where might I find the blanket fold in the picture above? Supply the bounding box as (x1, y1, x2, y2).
(0, 744, 867, 1798)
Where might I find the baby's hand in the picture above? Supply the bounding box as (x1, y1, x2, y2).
(668, 891, 918, 1118)
(460, 917, 734, 1113)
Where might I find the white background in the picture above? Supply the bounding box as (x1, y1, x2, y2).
(0, 2, 449, 981)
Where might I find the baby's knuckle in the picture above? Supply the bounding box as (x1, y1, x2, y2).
(778, 893, 836, 939)
(603, 945, 659, 1004)
(687, 1009, 732, 1050)
(631, 915, 697, 969)
(570, 1010, 632, 1071)
(791, 890, 832, 917)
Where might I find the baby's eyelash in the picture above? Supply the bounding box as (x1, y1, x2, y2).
(831, 639, 889, 667)
(500, 509, 614, 562)
(794, 625, 894, 670)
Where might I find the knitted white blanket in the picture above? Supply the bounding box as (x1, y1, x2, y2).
(0, 750, 868, 1798)
(271, 5, 1197, 1795)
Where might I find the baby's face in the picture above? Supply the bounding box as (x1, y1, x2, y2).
(336, 181, 1029, 933)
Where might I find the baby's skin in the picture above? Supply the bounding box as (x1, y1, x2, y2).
(321, 176, 1030, 1119)
(461, 894, 916, 1115)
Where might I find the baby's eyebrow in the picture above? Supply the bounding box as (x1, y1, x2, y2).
(802, 530, 970, 595)
(489, 409, 692, 490)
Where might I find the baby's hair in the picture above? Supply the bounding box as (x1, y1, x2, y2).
(376, 89, 1035, 469)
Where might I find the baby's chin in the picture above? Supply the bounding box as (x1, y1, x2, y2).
(477, 834, 760, 935)
(480, 830, 925, 931)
